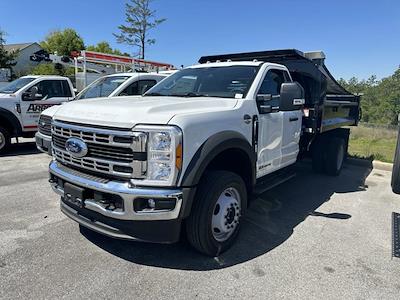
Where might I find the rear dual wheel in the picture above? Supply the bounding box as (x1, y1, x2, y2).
(312, 137, 346, 176)
(186, 171, 247, 256)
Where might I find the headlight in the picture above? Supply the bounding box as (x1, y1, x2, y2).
(133, 125, 183, 186)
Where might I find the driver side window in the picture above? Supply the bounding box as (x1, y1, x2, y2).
(25, 80, 64, 101)
(257, 69, 286, 107)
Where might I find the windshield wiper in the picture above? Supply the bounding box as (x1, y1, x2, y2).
(170, 92, 208, 97)
(144, 92, 164, 96)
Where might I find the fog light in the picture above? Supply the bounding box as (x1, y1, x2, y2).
(134, 197, 177, 212)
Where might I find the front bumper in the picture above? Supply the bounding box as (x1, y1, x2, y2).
(49, 161, 191, 243)
(35, 132, 52, 155)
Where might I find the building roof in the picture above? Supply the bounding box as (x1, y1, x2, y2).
(3, 42, 41, 53)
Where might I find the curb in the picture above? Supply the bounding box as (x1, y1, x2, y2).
(346, 157, 393, 172)
(372, 160, 393, 172)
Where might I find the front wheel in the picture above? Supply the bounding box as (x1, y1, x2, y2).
(0, 126, 11, 154)
(186, 171, 247, 256)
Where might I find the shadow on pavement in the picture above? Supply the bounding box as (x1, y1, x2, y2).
(81, 162, 372, 271)
(0, 141, 40, 157)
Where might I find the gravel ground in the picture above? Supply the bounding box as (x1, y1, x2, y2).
(0, 139, 399, 300)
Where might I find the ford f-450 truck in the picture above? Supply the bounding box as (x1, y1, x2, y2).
(45, 49, 360, 256)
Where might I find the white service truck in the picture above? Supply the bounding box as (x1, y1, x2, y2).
(0, 75, 75, 153)
(44, 49, 360, 256)
(36, 72, 167, 154)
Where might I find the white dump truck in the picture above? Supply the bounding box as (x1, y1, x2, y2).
(43, 49, 360, 256)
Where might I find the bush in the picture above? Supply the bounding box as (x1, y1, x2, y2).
(30, 63, 74, 76)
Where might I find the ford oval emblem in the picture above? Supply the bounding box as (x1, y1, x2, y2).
(65, 138, 88, 158)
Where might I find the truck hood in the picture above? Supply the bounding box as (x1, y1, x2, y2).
(0, 93, 17, 100)
(53, 96, 238, 128)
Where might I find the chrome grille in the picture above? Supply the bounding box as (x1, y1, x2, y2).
(38, 115, 52, 136)
(51, 121, 147, 179)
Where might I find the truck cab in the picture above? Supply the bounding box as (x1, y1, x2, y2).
(45, 49, 360, 256)
(0, 75, 75, 153)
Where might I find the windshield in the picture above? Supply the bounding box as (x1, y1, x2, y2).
(0, 77, 35, 94)
(145, 65, 259, 98)
(76, 75, 130, 100)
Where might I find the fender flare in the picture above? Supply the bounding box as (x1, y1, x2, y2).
(0, 107, 22, 136)
(178, 131, 256, 218)
(181, 131, 256, 188)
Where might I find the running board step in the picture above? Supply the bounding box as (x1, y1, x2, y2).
(254, 166, 296, 195)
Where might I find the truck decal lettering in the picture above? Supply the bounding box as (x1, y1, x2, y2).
(26, 104, 54, 113)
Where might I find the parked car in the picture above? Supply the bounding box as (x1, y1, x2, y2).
(43, 49, 360, 256)
(0, 75, 75, 153)
(35, 72, 167, 154)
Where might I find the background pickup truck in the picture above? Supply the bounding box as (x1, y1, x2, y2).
(35, 72, 168, 154)
(44, 49, 360, 256)
(0, 75, 75, 153)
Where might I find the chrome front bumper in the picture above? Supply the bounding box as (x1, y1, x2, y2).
(35, 132, 52, 155)
(49, 160, 183, 221)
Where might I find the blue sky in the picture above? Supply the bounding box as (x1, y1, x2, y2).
(1, 0, 399, 80)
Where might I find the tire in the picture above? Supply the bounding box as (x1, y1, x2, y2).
(391, 127, 400, 194)
(324, 137, 345, 176)
(0, 126, 11, 154)
(186, 170, 247, 256)
(312, 139, 325, 173)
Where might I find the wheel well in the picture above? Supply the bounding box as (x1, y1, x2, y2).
(310, 128, 350, 153)
(0, 109, 22, 138)
(204, 148, 254, 196)
(0, 117, 15, 137)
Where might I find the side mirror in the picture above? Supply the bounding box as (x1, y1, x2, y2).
(30, 86, 39, 99)
(256, 94, 273, 114)
(23, 86, 43, 101)
(256, 94, 272, 102)
(141, 84, 153, 95)
(280, 82, 305, 111)
(259, 104, 272, 114)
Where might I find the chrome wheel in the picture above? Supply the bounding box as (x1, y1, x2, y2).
(0, 131, 5, 150)
(211, 187, 241, 242)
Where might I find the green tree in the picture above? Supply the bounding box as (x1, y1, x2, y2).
(339, 69, 400, 125)
(0, 29, 17, 69)
(40, 28, 85, 56)
(114, 0, 166, 59)
(30, 63, 75, 77)
(86, 41, 129, 56)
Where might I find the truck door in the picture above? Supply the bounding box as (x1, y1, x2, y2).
(20, 79, 73, 131)
(256, 68, 300, 177)
(281, 71, 302, 167)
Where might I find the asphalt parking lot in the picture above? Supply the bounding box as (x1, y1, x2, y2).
(1, 139, 400, 299)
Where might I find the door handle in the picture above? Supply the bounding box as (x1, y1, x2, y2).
(289, 117, 299, 122)
(243, 114, 252, 124)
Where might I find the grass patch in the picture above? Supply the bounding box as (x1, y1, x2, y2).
(348, 125, 397, 163)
